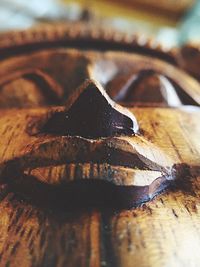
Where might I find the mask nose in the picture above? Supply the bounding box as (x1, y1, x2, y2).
(42, 79, 139, 139)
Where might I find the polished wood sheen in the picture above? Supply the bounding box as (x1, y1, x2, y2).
(0, 106, 199, 267)
(0, 24, 199, 267)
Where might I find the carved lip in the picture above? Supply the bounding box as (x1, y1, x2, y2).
(0, 132, 175, 208)
(0, 133, 175, 208)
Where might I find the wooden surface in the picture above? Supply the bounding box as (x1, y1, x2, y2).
(0, 25, 199, 267)
(0, 107, 199, 267)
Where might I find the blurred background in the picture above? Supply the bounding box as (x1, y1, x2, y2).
(0, 0, 199, 48)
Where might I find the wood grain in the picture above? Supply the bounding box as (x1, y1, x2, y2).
(0, 24, 199, 267)
(0, 106, 199, 267)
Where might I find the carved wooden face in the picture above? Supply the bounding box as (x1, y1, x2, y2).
(0, 24, 199, 208)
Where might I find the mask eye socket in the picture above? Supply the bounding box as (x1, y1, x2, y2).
(102, 69, 199, 107)
(0, 69, 63, 108)
(90, 57, 200, 107)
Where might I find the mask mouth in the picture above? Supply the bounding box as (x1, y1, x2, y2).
(0, 133, 176, 208)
